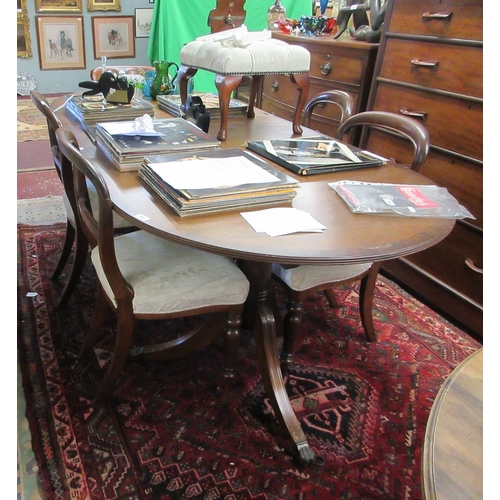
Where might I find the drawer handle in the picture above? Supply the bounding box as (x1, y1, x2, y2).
(320, 62, 332, 76)
(399, 108, 428, 120)
(421, 11, 453, 21)
(410, 58, 439, 69)
(271, 81, 279, 92)
(465, 258, 483, 274)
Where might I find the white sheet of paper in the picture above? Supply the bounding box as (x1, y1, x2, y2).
(151, 156, 281, 190)
(241, 207, 327, 237)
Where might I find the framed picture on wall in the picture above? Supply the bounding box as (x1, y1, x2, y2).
(35, 0, 83, 13)
(17, 0, 28, 14)
(92, 16, 135, 59)
(88, 0, 121, 12)
(36, 15, 86, 70)
(135, 8, 153, 38)
(17, 15, 32, 58)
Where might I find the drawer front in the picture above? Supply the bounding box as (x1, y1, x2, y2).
(420, 149, 483, 229)
(388, 0, 483, 41)
(365, 131, 483, 229)
(309, 48, 367, 87)
(372, 82, 483, 160)
(407, 223, 483, 305)
(261, 74, 307, 108)
(380, 38, 482, 98)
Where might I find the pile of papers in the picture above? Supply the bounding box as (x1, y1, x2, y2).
(67, 94, 154, 123)
(157, 93, 248, 119)
(95, 117, 221, 172)
(138, 148, 299, 216)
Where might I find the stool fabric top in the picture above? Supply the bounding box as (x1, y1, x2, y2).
(180, 27, 310, 76)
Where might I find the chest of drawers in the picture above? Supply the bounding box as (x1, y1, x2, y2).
(260, 32, 378, 138)
(366, 0, 483, 337)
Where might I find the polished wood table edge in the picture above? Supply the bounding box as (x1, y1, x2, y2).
(421, 348, 483, 500)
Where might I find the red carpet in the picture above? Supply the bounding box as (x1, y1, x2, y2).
(17, 224, 481, 499)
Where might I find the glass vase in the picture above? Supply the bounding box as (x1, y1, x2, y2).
(149, 60, 179, 100)
(267, 0, 286, 31)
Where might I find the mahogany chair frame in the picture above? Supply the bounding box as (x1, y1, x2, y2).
(275, 111, 430, 374)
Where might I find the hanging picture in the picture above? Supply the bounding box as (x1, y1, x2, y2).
(17, 0, 28, 14)
(92, 15, 135, 59)
(17, 15, 33, 58)
(36, 15, 86, 70)
(35, 0, 83, 13)
(88, 0, 121, 12)
(135, 8, 153, 38)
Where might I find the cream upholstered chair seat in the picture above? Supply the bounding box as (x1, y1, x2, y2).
(56, 127, 250, 405)
(177, 26, 310, 141)
(93, 230, 249, 315)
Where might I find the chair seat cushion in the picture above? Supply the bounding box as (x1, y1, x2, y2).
(92, 230, 249, 315)
(272, 262, 372, 292)
(180, 38, 310, 76)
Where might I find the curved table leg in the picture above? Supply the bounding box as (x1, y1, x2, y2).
(240, 261, 315, 465)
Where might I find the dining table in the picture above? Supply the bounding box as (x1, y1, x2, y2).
(54, 94, 455, 465)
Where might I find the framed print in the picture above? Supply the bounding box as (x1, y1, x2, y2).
(17, 16, 32, 58)
(36, 15, 86, 70)
(17, 0, 28, 14)
(135, 8, 153, 38)
(88, 0, 121, 12)
(92, 16, 134, 59)
(35, 0, 83, 13)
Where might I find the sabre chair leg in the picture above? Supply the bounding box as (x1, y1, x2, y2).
(51, 219, 75, 281)
(79, 284, 109, 359)
(93, 308, 135, 405)
(359, 263, 382, 343)
(280, 299, 303, 375)
(56, 230, 88, 308)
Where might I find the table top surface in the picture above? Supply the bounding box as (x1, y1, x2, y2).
(56, 96, 454, 266)
(422, 349, 483, 500)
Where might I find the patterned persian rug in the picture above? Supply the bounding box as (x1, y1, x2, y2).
(17, 97, 55, 142)
(17, 224, 481, 500)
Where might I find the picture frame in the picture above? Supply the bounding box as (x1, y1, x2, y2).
(87, 0, 121, 12)
(35, 0, 83, 13)
(36, 15, 86, 70)
(17, 15, 32, 58)
(91, 16, 135, 59)
(17, 0, 28, 14)
(135, 8, 153, 38)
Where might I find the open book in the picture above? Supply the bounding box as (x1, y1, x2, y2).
(246, 136, 386, 175)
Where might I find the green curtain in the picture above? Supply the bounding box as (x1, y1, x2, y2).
(148, 0, 312, 92)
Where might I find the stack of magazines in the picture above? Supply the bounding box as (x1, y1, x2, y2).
(67, 94, 155, 123)
(95, 117, 221, 172)
(138, 148, 300, 216)
(156, 93, 248, 119)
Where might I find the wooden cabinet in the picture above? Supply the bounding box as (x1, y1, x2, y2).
(260, 32, 378, 139)
(366, 0, 483, 337)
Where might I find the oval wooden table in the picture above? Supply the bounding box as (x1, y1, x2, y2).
(422, 349, 483, 499)
(56, 96, 455, 464)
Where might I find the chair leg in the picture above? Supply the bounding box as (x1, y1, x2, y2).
(281, 299, 303, 375)
(289, 72, 310, 136)
(359, 263, 382, 342)
(79, 284, 109, 358)
(50, 219, 75, 281)
(93, 307, 135, 405)
(56, 230, 88, 308)
(223, 307, 243, 379)
(214, 74, 243, 141)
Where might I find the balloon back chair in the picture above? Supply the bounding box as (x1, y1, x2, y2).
(272, 111, 430, 374)
(30, 91, 135, 307)
(55, 128, 250, 404)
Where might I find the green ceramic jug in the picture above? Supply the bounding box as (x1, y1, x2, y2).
(149, 60, 179, 99)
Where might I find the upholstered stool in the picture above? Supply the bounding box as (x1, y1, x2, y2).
(178, 27, 311, 141)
